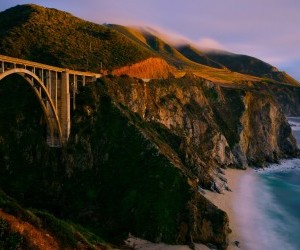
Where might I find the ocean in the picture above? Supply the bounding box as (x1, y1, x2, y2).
(234, 117, 300, 250)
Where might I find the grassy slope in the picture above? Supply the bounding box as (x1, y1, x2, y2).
(177, 44, 225, 69)
(109, 24, 202, 69)
(0, 4, 156, 72)
(0, 4, 298, 86)
(109, 25, 261, 83)
(109, 24, 299, 86)
(204, 51, 300, 86)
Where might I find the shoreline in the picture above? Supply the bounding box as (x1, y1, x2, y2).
(204, 168, 251, 250)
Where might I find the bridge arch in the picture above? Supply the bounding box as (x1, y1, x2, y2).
(0, 68, 63, 147)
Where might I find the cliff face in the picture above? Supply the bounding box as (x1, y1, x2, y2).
(0, 74, 298, 249)
(0, 76, 229, 248)
(264, 82, 300, 116)
(104, 75, 298, 176)
(238, 92, 297, 165)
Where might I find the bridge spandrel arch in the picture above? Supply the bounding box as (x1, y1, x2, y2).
(0, 68, 63, 147)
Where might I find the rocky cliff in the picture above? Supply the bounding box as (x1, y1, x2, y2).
(0, 73, 298, 249)
(104, 74, 298, 173)
(0, 75, 229, 249)
(264, 82, 300, 116)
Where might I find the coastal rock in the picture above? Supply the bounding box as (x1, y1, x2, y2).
(105, 75, 298, 173)
(0, 74, 298, 249)
(239, 92, 298, 166)
(0, 78, 230, 248)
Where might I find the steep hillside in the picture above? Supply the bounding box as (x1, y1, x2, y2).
(109, 24, 299, 86)
(0, 73, 298, 249)
(109, 24, 202, 69)
(177, 44, 225, 69)
(104, 75, 298, 173)
(0, 74, 230, 248)
(205, 51, 299, 86)
(108, 25, 265, 84)
(0, 75, 112, 250)
(0, 4, 156, 72)
(0, 4, 298, 87)
(0, 189, 109, 250)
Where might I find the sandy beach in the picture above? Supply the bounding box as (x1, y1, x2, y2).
(125, 237, 210, 250)
(204, 168, 251, 250)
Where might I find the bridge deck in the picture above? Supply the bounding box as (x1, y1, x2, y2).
(0, 54, 101, 77)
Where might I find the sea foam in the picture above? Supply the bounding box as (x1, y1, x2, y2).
(234, 170, 297, 250)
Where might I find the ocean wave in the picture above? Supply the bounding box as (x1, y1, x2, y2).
(234, 171, 297, 250)
(289, 122, 300, 125)
(254, 158, 300, 174)
(288, 121, 300, 131)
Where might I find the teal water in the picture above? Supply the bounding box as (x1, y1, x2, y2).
(235, 118, 300, 250)
(257, 161, 300, 250)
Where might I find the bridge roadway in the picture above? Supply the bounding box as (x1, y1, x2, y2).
(0, 54, 101, 147)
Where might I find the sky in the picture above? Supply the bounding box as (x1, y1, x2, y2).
(0, 0, 299, 80)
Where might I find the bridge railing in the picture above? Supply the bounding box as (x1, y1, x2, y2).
(0, 54, 101, 78)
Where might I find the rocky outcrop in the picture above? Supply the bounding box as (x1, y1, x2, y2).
(238, 92, 297, 166)
(263, 82, 300, 116)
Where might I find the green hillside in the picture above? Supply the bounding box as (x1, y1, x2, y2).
(177, 44, 224, 69)
(204, 51, 300, 86)
(0, 4, 298, 86)
(0, 4, 156, 72)
(109, 24, 202, 69)
(107, 25, 263, 83)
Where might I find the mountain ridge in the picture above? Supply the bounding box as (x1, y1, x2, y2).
(0, 4, 156, 71)
(0, 4, 298, 86)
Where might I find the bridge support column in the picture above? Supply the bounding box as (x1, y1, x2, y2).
(61, 71, 71, 143)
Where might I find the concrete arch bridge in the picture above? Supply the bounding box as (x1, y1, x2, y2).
(0, 54, 101, 147)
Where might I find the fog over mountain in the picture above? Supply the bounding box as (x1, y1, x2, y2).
(0, 0, 299, 80)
